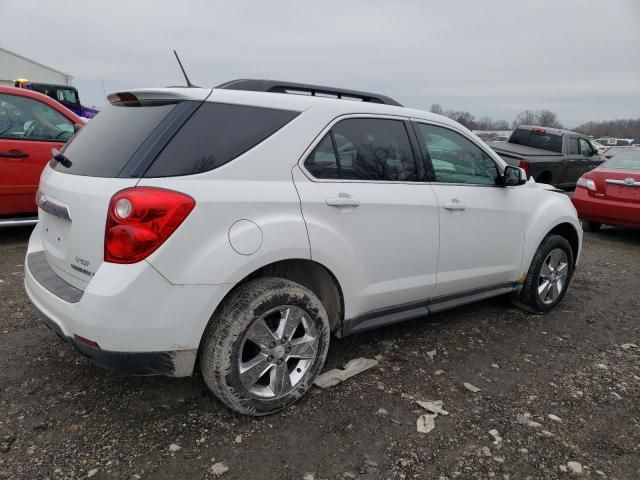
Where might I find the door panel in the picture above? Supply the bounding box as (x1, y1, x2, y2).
(294, 167, 440, 319)
(0, 138, 64, 216)
(430, 184, 526, 297)
(0, 93, 73, 216)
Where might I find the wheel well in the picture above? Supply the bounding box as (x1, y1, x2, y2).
(238, 259, 344, 332)
(537, 171, 552, 184)
(549, 223, 579, 265)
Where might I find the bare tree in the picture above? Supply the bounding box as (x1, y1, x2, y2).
(574, 118, 640, 139)
(430, 104, 444, 115)
(512, 110, 537, 129)
(536, 110, 563, 128)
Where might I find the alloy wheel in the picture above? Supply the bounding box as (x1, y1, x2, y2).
(538, 248, 569, 305)
(238, 305, 319, 399)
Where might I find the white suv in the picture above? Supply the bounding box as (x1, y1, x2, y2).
(25, 80, 582, 415)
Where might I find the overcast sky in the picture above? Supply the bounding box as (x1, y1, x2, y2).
(2, 0, 639, 127)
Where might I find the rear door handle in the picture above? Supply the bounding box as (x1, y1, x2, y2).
(0, 151, 29, 159)
(443, 199, 466, 211)
(326, 194, 360, 208)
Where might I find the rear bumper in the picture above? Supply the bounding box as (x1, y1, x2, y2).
(38, 311, 181, 376)
(572, 192, 640, 228)
(24, 226, 232, 377)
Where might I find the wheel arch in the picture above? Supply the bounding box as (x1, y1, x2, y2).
(198, 258, 345, 354)
(548, 222, 580, 266)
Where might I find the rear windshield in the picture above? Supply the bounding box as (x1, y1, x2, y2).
(143, 102, 299, 177)
(605, 150, 640, 170)
(510, 128, 563, 153)
(55, 103, 176, 177)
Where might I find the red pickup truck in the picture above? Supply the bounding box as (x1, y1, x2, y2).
(0, 86, 82, 226)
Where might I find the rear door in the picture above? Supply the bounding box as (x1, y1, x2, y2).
(0, 92, 73, 216)
(564, 136, 585, 185)
(294, 116, 440, 320)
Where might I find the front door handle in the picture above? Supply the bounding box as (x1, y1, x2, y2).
(443, 199, 466, 211)
(0, 151, 29, 159)
(326, 194, 360, 208)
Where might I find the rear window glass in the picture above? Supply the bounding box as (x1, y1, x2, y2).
(605, 150, 640, 170)
(54, 103, 176, 177)
(510, 128, 563, 153)
(144, 103, 299, 177)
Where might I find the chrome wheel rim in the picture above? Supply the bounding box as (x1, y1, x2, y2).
(538, 248, 569, 305)
(238, 305, 318, 399)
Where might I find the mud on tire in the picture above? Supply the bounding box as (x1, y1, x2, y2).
(199, 277, 330, 416)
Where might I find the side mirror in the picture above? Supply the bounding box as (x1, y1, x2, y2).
(503, 165, 527, 186)
(73, 123, 83, 133)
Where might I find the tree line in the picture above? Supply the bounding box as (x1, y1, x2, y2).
(429, 103, 639, 138)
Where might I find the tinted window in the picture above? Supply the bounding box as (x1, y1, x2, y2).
(510, 128, 563, 153)
(416, 123, 499, 185)
(0, 93, 73, 142)
(569, 138, 580, 154)
(55, 102, 177, 176)
(145, 103, 299, 177)
(304, 118, 417, 181)
(605, 150, 640, 170)
(304, 134, 340, 179)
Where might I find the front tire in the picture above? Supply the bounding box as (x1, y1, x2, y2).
(200, 277, 330, 416)
(517, 234, 574, 313)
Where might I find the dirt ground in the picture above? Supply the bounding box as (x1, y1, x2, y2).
(0, 225, 638, 480)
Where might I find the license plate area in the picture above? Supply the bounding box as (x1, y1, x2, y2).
(606, 184, 640, 201)
(41, 211, 70, 258)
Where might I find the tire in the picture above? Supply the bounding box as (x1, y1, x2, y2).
(516, 234, 574, 314)
(199, 277, 330, 416)
(582, 221, 602, 232)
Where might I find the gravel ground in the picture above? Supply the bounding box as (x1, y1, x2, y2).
(0, 226, 638, 480)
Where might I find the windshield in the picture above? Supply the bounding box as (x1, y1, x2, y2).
(510, 128, 563, 153)
(605, 150, 640, 170)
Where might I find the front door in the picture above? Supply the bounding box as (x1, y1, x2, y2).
(294, 116, 440, 320)
(412, 121, 530, 298)
(0, 93, 73, 216)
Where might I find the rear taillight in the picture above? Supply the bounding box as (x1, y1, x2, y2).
(518, 160, 530, 177)
(105, 187, 195, 264)
(576, 176, 597, 192)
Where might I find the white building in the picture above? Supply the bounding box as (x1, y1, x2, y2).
(0, 46, 72, 87)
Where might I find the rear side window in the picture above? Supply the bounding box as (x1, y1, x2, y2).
(304, 118, 417, 181)
(510, 128, 563, 153)
(55, 103, 177, 176)
(144, 103, 299, 177)
(568, 138, 580, 154)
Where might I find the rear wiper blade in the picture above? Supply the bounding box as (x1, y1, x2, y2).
(51, 148, 72, 168)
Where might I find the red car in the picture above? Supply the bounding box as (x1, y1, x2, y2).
(0, 86, 82, 226)
(572, 148, 640, 231)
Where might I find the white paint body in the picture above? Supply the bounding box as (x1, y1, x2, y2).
(25, 87, 582, 374)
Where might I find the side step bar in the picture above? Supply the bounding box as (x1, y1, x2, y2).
(0, 217, 38, 228)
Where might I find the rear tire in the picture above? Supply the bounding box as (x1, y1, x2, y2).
(582, 221, 602, 232)
(516, 234, 574, 314)
(199, 277, 330, 416)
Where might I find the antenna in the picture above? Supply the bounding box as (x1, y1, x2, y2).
(173, 50, 197, 88)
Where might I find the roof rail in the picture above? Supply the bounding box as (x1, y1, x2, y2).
(215, 79, 403, 107)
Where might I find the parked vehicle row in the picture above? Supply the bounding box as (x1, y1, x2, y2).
(24, 79, 582, 415)
(491, 125, 605, 188)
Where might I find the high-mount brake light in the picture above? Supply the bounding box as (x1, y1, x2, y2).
(531, 128, 546, 134)
(107, 92, 140, 105)
(105, 187, 195, 264)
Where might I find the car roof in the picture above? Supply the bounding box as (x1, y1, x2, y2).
(114, 86, 464, 131)
(0, 86, 82, 122)
(515, 125, 582, 137)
